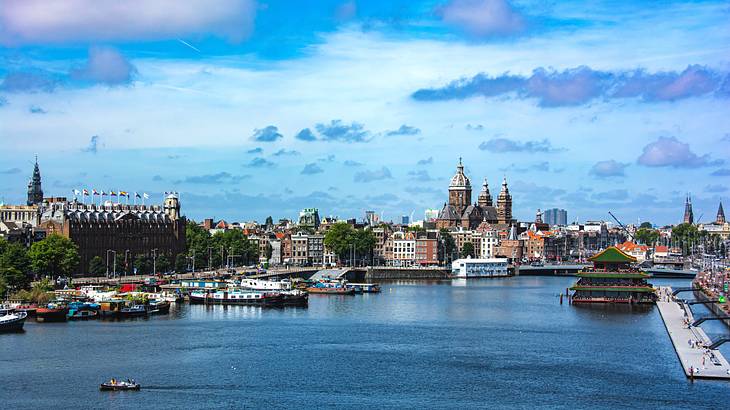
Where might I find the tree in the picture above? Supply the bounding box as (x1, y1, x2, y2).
(635, 228, 659, 246)
(28, 234, 80, 278)
(639, 222, 653, 229)
(156, 255, 171, 273)
(0, 238, 31, 291)
(672, 223, 700, 255)
(175, 254, 187, 273)
(439, 229, 456, 265)
(461, 242, 475, 258)
(265, 242, 273, 261)
(88, 256, 106, 276)
(324, 222, 354, 263)
(134, 255, 152, 275)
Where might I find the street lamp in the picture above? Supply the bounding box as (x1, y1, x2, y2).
(124, 249, 130, 277)
(105, 249, 116, 278)
(152, 248, 158, 276)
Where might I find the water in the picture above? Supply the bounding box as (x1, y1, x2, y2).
(1, 277, 729, 409)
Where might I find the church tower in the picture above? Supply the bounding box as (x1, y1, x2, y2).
(477, 178, 493, 207)
(448, 158, 471, 216)
(26, 156, 43, 206)
(683, 194, 694, 225)
(717, 202, 726, 224)
(164, 193, 181, 221)
(497, 177, 512, 224)
(535, 209, 543, 224)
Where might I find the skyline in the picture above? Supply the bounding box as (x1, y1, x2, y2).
(2, 0, 729, 225)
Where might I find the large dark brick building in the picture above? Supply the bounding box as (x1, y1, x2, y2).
(39, 194, 186, 276)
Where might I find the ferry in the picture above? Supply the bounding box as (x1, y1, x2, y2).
(451, 258, 510, 278)
(0, 309, 27, 332)
(189, 289, 285, 306)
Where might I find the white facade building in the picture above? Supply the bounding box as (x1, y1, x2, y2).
(451, 258, 509, 278)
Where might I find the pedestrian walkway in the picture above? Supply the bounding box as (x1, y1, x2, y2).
(656, 286, 730, 380)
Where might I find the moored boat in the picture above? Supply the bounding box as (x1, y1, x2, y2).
(189, 289, 284, 306)
(278, 289, 309, 307)
(147, 300, 171, 314)
(306, 286, 355, 295)
(0, 310, 27, 332)
(119, 305, 147, 318)
(67, 309, 98, 320)
(36, 303, 69, 322)
(347, 283, 380, 293)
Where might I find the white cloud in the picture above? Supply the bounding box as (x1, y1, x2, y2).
(0, 0, 256, 45)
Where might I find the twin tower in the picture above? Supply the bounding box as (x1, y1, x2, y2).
(436, 159, 513, 230)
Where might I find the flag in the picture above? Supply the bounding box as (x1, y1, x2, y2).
(101, 191, 106, 196)
(110, 191, 117, 196)
(120, 191, 128, 197)
(92, 189, 99, 195)
(82, 189, 89, 196)
(143, 193, 149, 199)
(73, 189, 81, 196)
(135, 192, 141, 199)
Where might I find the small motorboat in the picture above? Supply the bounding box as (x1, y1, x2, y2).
(0, 310, 28, 332)
(147, 300, 171, 315)
(99, 379, 141, 391)
(119, 305, 147, 318)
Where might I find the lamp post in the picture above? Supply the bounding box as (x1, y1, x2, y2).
(124, 250, 130, 277)
(112, 251, 117, 279)
(152, 248, 158, 276)
(105, 249, 114, 278)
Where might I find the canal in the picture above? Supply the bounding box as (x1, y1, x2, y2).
(1, 276, 728, 409)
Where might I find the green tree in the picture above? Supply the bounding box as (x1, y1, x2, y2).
(88, 256, 106, 275)
(635, 228, 660, 245)
(134, 255, 152, 275)
(186, 220, 211, 269)
(439, 229, 456, 265)
(265, 242, 273, 261)
(639, 222, 653, 229)
(461, 242, 475, 258)
(0, 238, 31, 291)
(156, 255, 171, 273)
(28, 234, 80, 278)
(324, 222, 354, 263)
(175, 254, 187, 273)
(672, 223, 700, 256)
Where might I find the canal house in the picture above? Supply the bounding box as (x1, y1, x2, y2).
(571, 246, 656, 304)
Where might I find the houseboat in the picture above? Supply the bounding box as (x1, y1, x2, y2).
(451, 257, 510, 278)
(345, 283, 381, 293)
(571, 246, 657, 304)
(306, 281, 355, 295)
(189, 289, 285, 306)
(36, 302, 69, 322)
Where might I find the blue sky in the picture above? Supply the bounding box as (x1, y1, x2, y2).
(1, 0, 729, 225)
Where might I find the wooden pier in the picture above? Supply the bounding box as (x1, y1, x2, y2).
(656, 286, 730, 380)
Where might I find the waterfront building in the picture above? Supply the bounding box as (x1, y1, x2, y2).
(415, 231, 439, 266)
(290, 232, 308, 265)
(616, 241, 649, 263)
(544, 208, 568, 226)
(268, 238, 282, 265)
(307, 234, 324, 266)
(496, 225, 523, 263)
(570, 246, 656, 304)
(683, 194, 694, 224)
(451, 257, 509, 278)
(699, 202, 730, 239)
(39, 194, 186, 276)
(299, 208, 320, 230)
(436, 159, 512, 230)
(390, 231, 416, 267)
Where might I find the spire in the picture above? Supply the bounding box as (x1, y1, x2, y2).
(27, 156, 43, 206)
(478, 178, 493, 207)
(536, 209, 543, 224)
(683, 193, 694, 225)
(717, 201, 726, 224)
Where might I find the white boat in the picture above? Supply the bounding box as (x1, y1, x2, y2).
(0, 309, 28, 332)
(239, 278, 292, 291)
(451, 258, 510, 278)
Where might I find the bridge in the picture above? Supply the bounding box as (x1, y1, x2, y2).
(671, 287, 696, 296)
(709, 337, 730, 350)
(516, 264, 590, 276)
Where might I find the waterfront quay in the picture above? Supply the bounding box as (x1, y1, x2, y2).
(656, 286, 730, 380)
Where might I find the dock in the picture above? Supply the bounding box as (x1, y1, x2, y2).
(656, 286, 730, 380)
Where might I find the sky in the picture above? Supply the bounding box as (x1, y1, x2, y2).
(1, 0, 729, 226)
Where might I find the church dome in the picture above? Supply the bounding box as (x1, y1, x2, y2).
(449, 158, 471, 189)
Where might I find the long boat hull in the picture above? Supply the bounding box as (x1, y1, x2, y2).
(189, 293, 284, 306)
(36, 308, 68, 322)
(306, 287, 355, 295)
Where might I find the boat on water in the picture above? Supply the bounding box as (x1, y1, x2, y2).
(189, 289, 285, 306)
(99, 300, 125, 318)
(67, 309, 98, 320)
(119, 305, 147, 318)
(99, 379, 140, 391)
(0, 309, 27, 332)
(14, 304, 38, 317)
(346, 283, 381, 293)
(36, 302, 69, 322)
(306, 282, 355, 295)
(147, 300, 171, 314)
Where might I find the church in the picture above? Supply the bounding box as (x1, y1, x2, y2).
(436, 159, 513, 230)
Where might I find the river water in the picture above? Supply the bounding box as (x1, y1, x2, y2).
(1, 276, 729, 409)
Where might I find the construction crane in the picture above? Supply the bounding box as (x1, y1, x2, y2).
(608, 211, 635, 242)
